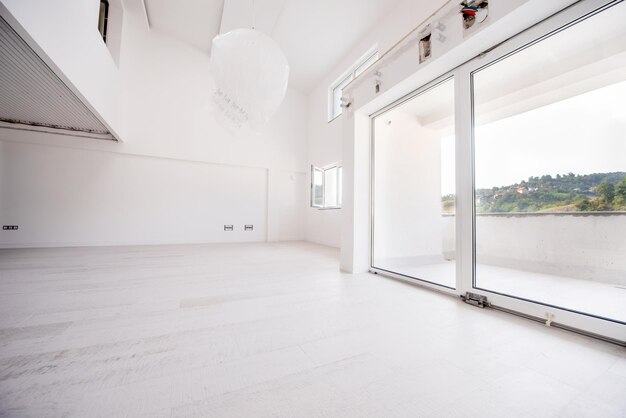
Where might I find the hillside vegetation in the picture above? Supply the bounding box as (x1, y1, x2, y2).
(442, 172, 626, 213)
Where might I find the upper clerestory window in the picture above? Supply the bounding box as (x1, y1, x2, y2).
(328, 46, 378, 122)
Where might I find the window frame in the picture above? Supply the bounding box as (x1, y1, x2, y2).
(310, 163, 343, 210)
(98, 0, 109, 44)
(311, 165, 324, 208)
(328, 46, 379, 122)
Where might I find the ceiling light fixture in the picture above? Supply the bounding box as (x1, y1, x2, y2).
(209, 23, 289, 132)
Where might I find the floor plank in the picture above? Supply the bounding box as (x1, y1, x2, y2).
(0, 242, 624, 417)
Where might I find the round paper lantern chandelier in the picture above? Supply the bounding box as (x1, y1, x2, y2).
(209, 28, 289, 132)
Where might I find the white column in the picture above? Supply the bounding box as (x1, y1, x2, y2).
(340, 111, 371, 273)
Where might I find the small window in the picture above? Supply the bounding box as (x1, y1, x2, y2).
(328, 48, 379, 121)
(98, 0, 109, 43)
(311, 163, 343, 209)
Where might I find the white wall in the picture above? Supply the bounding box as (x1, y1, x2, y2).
(106, 0, 125, 66)
(267, 170, 306, 242)
(117, 11, 307, 172)
(0, 141, 268, 247)
(305, 0, 441, 248)
(0, 2, 308, 248)
(474, 214, 626, 286)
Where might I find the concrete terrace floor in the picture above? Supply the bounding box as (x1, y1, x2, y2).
(375, 258, 626, 323)
(0, 242, 625, 417)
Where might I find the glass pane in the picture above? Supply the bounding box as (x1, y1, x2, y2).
(372, 78, 456, 288)
(354, 52, 379, 77)
(98, 1, 108, 42)
(311, 166, 324, 207)
(473, 2, 626, 323)
(331, 76, 352, 119)
(324, 167, 339, 207)
(337, 167, 343, 207)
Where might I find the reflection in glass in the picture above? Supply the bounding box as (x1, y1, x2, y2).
(311, 166, 323, 207)
(372, 78, 456, 288)
(323, 166, 341, 208)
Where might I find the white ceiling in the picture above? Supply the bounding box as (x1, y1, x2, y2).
(144, 0, 225, 51)
(143, 0, 404, 92)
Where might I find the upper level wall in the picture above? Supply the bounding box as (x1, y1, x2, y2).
(0, 1, 309, 248)
(0, 0, 124, 139)
(345, 0, 579, 117)
(305, 0, 441, 247)
(0, 1, 308, 173)
(117, 8, 307, 172)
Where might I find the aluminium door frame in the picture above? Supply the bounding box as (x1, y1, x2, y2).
(463, 0, 625, 344)
(369, 72, 459, 297)
(368, 0, 626, 344)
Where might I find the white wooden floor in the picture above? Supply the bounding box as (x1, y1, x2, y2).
(0, 242, 624, 418)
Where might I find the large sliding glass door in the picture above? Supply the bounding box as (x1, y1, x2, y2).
(471, 0, 626, 326)
(370, 0, 626, 342)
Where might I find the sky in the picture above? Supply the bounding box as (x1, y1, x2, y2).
(440, 80, 626, 196)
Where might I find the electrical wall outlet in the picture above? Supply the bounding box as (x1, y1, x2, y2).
(244, 225, 253, 231)
(224, 225, 234, 231)
(3, 225, 18, 230)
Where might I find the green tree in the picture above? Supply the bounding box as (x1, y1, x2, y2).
(597, 180, 615, 203)
(575, 197, 591, 211)
(614, 177, 626, 206)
